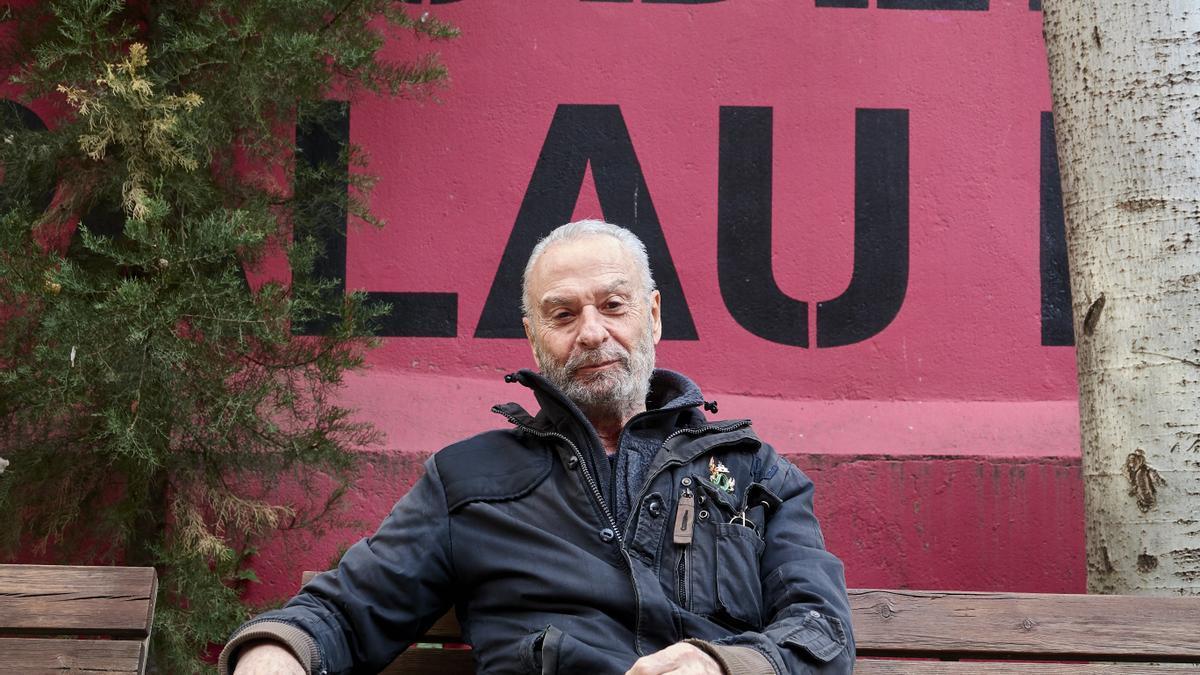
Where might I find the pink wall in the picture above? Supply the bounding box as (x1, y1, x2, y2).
(351, 0, 1073, 403)
(7, 0, 1087, 600)
(247, 0, 1086, 602)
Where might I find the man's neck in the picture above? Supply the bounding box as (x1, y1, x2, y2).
(585, 405, 645, 455)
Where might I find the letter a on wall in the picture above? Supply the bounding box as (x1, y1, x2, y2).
(476, 105, 697, 339)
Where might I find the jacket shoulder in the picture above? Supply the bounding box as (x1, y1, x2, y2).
(433, 429, 553, 512)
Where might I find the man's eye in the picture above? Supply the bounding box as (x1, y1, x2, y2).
(552, 311, 573, 321)
(604, 300, 626, 311)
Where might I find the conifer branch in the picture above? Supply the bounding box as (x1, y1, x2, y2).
(0, 2, 455, 671)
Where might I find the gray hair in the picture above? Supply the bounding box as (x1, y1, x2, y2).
(521, 219, 656, 317)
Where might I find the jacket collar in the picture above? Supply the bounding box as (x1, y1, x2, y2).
(496, 368, 709, 439)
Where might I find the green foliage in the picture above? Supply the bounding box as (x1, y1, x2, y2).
(0, 2, 456, 672)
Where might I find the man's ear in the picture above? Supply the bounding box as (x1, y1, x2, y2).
(650, 290, 662, 344)
(523, 316, 539, 363)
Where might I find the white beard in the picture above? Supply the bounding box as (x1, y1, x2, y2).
(533, 317, 656, 421)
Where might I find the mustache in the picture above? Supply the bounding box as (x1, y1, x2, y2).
(565, 343, 630, 375)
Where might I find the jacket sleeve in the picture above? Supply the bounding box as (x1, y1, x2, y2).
(217, 455, 456, 675)
(694, 455, 855, 675)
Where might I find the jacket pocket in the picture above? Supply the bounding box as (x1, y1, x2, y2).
(524, 625, 624, 674)
(781, 612, 847, 663)
(713, 522, 766, 630)
(519, 625, 562, 675)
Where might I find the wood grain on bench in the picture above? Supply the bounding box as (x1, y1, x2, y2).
(851, 589, 1200, 662)
(0, 564, 157, 675)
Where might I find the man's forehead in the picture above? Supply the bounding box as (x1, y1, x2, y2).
(527, 236, 644, 309)
(538, 277, 632, 307)
(530, 237, 638, 281)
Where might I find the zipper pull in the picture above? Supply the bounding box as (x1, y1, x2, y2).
(673, 488, 695, 545)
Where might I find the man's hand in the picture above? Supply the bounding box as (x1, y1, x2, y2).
(231, 641, 305, 675)
(625, 642, 723, 675)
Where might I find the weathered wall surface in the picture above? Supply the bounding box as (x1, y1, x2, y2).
(244, 0, 1087, 601)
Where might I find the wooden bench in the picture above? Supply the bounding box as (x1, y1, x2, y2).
(0, 564, 158, 675)
(298, 572, 1200, 673)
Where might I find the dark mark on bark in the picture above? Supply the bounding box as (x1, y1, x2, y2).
(1171, 548, 1200, 581)
(1132, 347, 1200, 369)
(1100, 546, 1116, 574)
(1092, 25, 1102, 48)
(1083, 294, 1105, 335)
(1116, 197, 1167, 212)
(1136, 553, 1158, 573)
(1171, 548, 1200, 562)
(1125, 449, 1166, 512)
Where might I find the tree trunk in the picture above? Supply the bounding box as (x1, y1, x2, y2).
(1043, 2, 1200, 594)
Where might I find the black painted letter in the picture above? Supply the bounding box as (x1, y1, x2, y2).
(877, 0, 987, 9)
(816, 109, 909, 348)
(718, 107, 910, 348)
(1040, 111, 1073, 346)
(0, 100, 53, 215)
(475, 104, 696, 339)
(717, 107, 809, 347)
(294, 101, 457, 337)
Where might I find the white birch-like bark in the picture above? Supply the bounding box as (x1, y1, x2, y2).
(1044, 1, 1200, 594)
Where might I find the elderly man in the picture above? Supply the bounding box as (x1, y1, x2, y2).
(220, 220, 854, 675)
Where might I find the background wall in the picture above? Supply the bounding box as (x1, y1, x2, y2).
(249, 0, 1086, 602)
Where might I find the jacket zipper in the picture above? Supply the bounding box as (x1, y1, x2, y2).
(677, 549, 689, 609)
(659, 420, 751, 451)
(492, 407, 625, 548)
(673, 485, 696, 609)
(624, 420, 753, 534)
(653, 421, 750, 610)
(492, 410, 751, 641)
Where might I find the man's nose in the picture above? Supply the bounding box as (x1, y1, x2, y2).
(576, 306, 608, 349)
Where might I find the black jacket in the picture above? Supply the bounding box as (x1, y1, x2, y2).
(218, 369, 854, 675)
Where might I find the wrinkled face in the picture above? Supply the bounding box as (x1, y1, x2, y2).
(523, 235, 662, 418)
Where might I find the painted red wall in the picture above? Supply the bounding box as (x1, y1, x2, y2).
(4, 0, 1086, 602)
(244, 0, 1086, 604)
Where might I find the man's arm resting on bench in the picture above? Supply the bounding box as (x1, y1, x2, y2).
(223, 639, 307, 675)
(217, 457, 456, 675)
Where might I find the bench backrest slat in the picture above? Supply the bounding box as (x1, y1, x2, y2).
(0, 564, 157, 638)
(0, 637, 144, 675)
(296, 574, 1200, 670)
(854, 660, 1200, 674)
(851, 589, 1200, 661)
(378, 648, 476, 675)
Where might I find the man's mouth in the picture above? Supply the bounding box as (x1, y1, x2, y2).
(575, 360, 619, 374)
